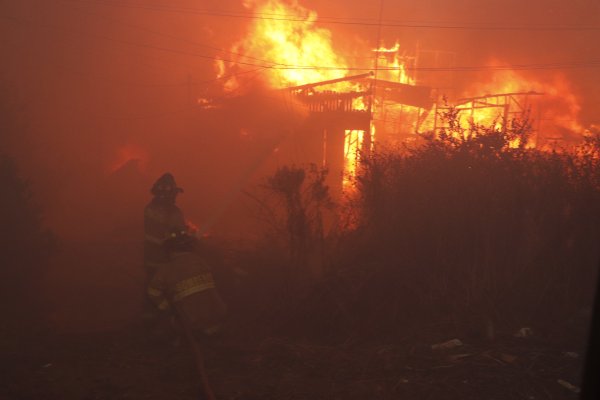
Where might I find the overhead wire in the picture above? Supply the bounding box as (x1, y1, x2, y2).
(0, 23, 189, 87)
(4, 3, 600, 76)
(62, 0, 598, 71)
(57, 0, 287, 67)
(1, 5, 279, 89)
(0, 14, 278, 70)
(0, 19, 250, 89)
(4, 12, 599, 75)
(58, 0, 600, 31)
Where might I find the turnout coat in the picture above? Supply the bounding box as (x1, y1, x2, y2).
(147, 250, 227, 335)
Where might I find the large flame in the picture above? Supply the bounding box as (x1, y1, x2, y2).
(217, 0, 383, 190)
(219, 0, 351, 90)
(213, 0, 588, 193)
(457, 66, 584, 146)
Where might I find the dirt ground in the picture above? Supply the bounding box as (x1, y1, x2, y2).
(0, 241, 590, 400)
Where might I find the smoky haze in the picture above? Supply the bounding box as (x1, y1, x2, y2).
(1, 0, 599, 240)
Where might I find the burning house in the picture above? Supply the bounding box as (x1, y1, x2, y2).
(276, 70, 436, 192)
(198, 0, 588, 194)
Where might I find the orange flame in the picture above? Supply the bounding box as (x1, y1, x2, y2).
(219, 0, 382, 190)
(343, 129, 364, 188)
(459, 65, 584, 146)
(373, 41, 415, 85)
(220, 0, 351, 90)
(216, 2, 593, 181)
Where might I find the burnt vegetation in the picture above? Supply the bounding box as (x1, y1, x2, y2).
(234, 111, 600, 346)
(346, 113, 599, 342)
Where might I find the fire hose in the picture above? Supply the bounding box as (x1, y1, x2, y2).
(173, 302, 216, 400)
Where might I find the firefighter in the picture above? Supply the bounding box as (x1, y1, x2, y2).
(143, 172, 186, 318)
(147, 229, 227, 336)
(144, 173, 186, 271)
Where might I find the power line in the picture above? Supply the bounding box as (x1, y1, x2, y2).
(274, 59, 600, 71)
(0, 14, 275, 69)
(0, 22, 188, 87)
(1, 20, 269, 91)
(59, 0, 600, 31)
(58, 0, 442, 68)
(58, 1, 287, 67)
(2, 13, 599, 77)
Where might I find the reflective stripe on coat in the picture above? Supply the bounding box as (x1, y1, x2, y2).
(147, 251, 227, 334)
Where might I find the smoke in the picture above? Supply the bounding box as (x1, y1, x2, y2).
(0, 0, 598, 240)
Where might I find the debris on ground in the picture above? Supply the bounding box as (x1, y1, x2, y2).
(431, 338, 463, 351)
(1, 325, 587, 400)
(557, 379, 581, 394)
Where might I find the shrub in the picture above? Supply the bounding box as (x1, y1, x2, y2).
(331, 112, 600, 340)
(0, 155, 54, 315)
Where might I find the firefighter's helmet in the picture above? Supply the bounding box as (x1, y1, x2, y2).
(151, 172, 183, 196)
